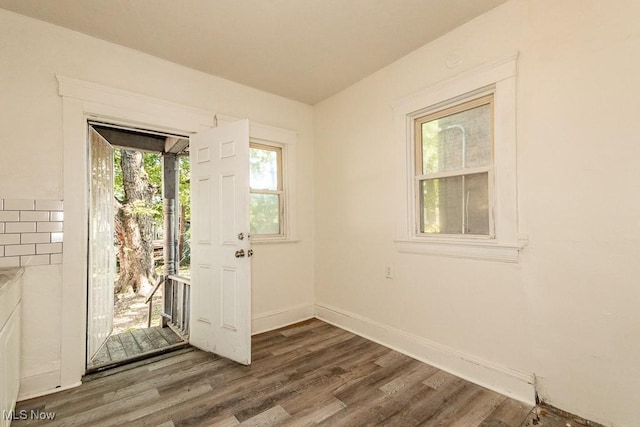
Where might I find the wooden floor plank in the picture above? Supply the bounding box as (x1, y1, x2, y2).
(15, 319, 583, 427)
(119, 330, 144, 357)
(157, 326, 183, 345)
(105, 334, 127, 362)
(482, 398, 535, 426)
(88, 327, 185, 371)
(131, 328, 157, 352)
(145, 327, 171, 348)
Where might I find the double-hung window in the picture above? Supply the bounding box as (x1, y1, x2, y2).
(394, 55, 524, 262)
(415, 94, 493, 237)
(249, 142, 284, 237)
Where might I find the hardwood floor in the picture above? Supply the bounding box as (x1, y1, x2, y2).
(13, 320, 573, 426)
(87, 326, 186, 371)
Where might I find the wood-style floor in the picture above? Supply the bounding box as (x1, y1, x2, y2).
(87, 326, 186, 371)
(14, 319, 576, 426)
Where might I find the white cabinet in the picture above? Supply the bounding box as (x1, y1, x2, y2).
(0, 269, 23, 427)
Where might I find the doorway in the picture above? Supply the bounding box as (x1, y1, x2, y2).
(86, 123, 191, 371)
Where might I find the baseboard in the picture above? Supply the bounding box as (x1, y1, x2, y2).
(315, 303, 535, 405)
(252, 304, 315, 335)
(18, 371, 79, 401)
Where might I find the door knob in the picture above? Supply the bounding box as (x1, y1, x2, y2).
(247, 249, 254, 257)
(234, 249, 245, 258)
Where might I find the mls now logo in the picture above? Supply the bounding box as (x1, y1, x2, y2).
(2, 410, 56, 421)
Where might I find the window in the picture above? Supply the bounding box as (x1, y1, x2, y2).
(250, 142, 284, 236)
(393, 55, 525, 262)
(415, 94, 493, 236)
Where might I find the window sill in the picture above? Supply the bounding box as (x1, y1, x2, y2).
(251, 238, 300, 245)
(394, 237, 527, 263)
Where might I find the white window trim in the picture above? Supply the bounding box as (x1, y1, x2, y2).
(392, 54, 527, 262)
(249, 141, 285, 238)
(216, 114, 299, 243)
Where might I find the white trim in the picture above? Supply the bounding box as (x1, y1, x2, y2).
(57, 76, 215, 394)
(216, 114, 299, 242)
(395, 238, 527, 263)
(18, 381, 82, 402)
(17, 369, 66, 401)
(251, 304, 314, 335)
(58, 76, 212, 133)
(216, 114, 298, 146)
(393, 55, 524, 262)
(315, 303, 535, 405)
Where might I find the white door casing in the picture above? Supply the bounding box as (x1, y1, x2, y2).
(87, 127, 115, 362)
(189, 119, 252, 365)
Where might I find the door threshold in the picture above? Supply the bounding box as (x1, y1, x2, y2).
(84, 342, 191, 379)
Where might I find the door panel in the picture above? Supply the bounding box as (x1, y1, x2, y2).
(189, 119, 251, 365)
(87, 127, 115, 362)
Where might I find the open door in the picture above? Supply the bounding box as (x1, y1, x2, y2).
(87, 127, 115, 363)
(189, 119, 252, 365)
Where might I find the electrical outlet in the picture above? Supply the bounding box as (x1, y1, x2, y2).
(385, 264, 394, 279)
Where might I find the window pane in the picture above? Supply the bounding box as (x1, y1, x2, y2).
(420, 172, 489, 235)
(250, 147, 278, 190)
(464, 173, 489, 235)
(250, 193, 280, 235)
(420, 176, 462, 234)
(421, 102, 492, 174)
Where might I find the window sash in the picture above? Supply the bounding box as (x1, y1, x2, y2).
(414, 94, 495, 238)
(250, 142, 283, 191)
(416, 170, 493, 237)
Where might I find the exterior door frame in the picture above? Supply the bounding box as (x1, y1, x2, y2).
(58, 76, 214, 390)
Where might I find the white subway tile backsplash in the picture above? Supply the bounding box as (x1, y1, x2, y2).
(0, 234, 20, 245)
(4, 199, 35, 211)
(5, 244, 35, 257)
(37, 222, 63, 233)
(0, 211, 20, 222)
(20, 254, 50, 267)
(20, 211, 49, 222)
(6, 222, 37, 233)
(21, 233, 51, 244)
(50, 211, 64, 222)
(0, 198, 64, 266)
(36, 242, 62, 255)
(0, 257, 20, 268)
(36, 200, 63, 211)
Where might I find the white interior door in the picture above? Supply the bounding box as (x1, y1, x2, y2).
(87, 127, 115, 363)
(189, 119, 252, 365)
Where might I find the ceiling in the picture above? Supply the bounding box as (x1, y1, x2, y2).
(0, 0, 507, 104)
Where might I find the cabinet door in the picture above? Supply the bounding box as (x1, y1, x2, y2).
(0, 304, 20, 427)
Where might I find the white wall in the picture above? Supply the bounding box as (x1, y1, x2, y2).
(314, 1, 640, 426)
(0, 9, 315, 398)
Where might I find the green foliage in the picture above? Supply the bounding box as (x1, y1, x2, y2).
(143, 152, 163, 225)
(250, 194, 280, 235)
(179, 156, 191, 222)
(249, 146, 280, 234)
(421, 122, 441, 233)
(249, 147, 277, 190)
(114, 149, 124, 202)
(113, 149, 191, 234)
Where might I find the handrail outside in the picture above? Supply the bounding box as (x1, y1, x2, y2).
(145, 276, 166, 304)
(167, 274, 191, 285)
(146, 276, 166, 328)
